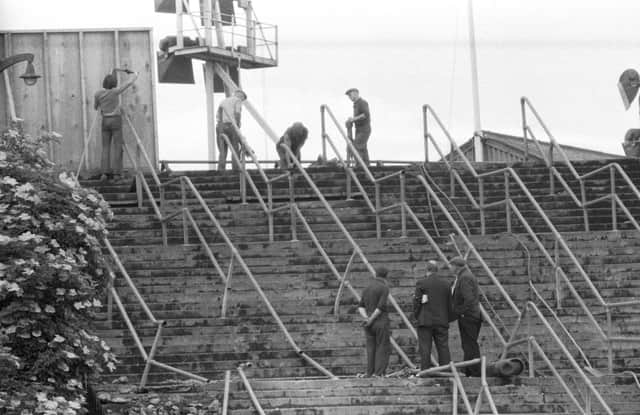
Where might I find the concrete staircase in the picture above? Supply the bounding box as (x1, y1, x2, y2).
(89, 159, 640, 414)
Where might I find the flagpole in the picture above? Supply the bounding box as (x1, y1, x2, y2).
(468, 0, 483, 161)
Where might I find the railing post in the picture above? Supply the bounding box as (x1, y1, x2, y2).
(478, 177, 486, 235)
(450, 169, 456, 198)
(606, 305, 613, 373)
(610, 166, 617, 231)
(580, 180, 589, 232)
(549, 154, 555, 195)
(585, 384, 592, 415)
(221, 254, 234, 318)
(320, 105, 327, 162)
(267, 182, 274, 242)
(527, 311, 534, 378)
(400, 173, 407, 238)
(452, 379, 458, 415)
(181, 180, 188, 245)
(423, 105, 429, 162)
(140, 322, 164, 389)
(175, 0, 184, 48)
(505, 172, 511, 233)
(346, 167, 353, 200)
(289, 174, 297, 241)
(521, 98, 529, 162)
(375, 182, 381, 239)
(136, 172, 143, 209)
(240, 151, 247, 205)
(554, 238, 561, 310)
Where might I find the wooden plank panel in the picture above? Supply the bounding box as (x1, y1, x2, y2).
(118, 30, 157, 170)
(0, 33, 7, 127)
(82, 31, 116, 174)
(9, 33, 47, 136)
(48, 32, 83, 171)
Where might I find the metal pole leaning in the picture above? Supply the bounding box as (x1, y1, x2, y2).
(222, 370, 231, 415)
(237, 364, 266, 415)
(140, 322, 165, 389)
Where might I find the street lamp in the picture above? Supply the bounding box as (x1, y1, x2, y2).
(0, 53, 41, 86)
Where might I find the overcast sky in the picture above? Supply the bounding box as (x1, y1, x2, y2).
(2, 0, 640, 163)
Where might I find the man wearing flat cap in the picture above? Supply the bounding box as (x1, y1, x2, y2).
(450, 256, 482, 376)
(357, 266, 391, 377)
(216, 89, 247, 171)
(413, 260, 453, 370)
(345, 88, 372, 166)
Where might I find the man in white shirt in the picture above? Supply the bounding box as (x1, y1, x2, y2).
(216, 89, 247, 171)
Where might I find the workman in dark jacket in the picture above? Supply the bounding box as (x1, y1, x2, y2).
(345, 88, 371, 166)
(413, 261, 453, 370)
(357, 266, 391, 377)
(276, 122, 308, 169)
(450, 256, 482, 377)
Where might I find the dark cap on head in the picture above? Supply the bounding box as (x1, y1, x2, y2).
(345, 88, 359, 95)
(235, 89, 248, 100)
(425, 260, 438, 273)
(375, 266, 389, 279)
(450, 256, 466, 267)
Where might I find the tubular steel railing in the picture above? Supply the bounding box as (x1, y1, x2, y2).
(321, 104, 407, 239)
(423, 103, 640, 372)
(319, 103, 522, 361)
(172, 0, 278, 63)
(503, 298, 614, 415)
(521, 97, 640, 233)
(126, 122, 336, 380)
(417, 357, 499, 415)
(102, 238, 209, 388)
(213, 63, 420, 368)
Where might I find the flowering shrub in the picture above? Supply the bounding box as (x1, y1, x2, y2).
(0, 127, 116, 413)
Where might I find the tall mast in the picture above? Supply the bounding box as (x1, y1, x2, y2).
(467, 0, 483, 161)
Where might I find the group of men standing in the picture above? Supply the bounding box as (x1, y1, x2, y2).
(357, 257, 482, 378)
(214, 87, 372, 171)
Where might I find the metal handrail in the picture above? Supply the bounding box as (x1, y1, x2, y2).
(114, 112, 337, 379)
(321, 104, 407, 239)
(423, 103, 640, 372)
(320, 103, 518, 365)
(71, 118, 209, 388)
(213, 63, 421, 360)
(521, 96, 640, 233)
(508, 301, 614, 415)
(102, 239, 209, 388)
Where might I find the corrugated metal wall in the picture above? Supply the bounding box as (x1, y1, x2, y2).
(0, 28, 158, 173)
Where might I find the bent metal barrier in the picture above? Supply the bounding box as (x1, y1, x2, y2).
(320, 103, 522, 357)
(423, 103, 640, 372)
(323, 109, 613, 415)
(521, 97, 640, 233)
(211, 63, 419, 368)
(77, 117, 336, 384)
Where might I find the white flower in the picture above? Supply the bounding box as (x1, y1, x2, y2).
(68, 289, 77, 297)
(53, 334, 65, 343)
(106, 361, 116, 372)
(69, 400, 81, 409)
(56, 288, 66, 296)
(35, 391, 48, 402)
(73, 302, 84, 310)
(45, 305, 55, 313)
(58, 172, 77, 189)
(43, 400, 58, 410)
(87, 194, 98, 203)
(0, 176, 17, 186)
(0, 234, 11, 245)
(92, 299, 102, 308)
(64, 351, 79, 359)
